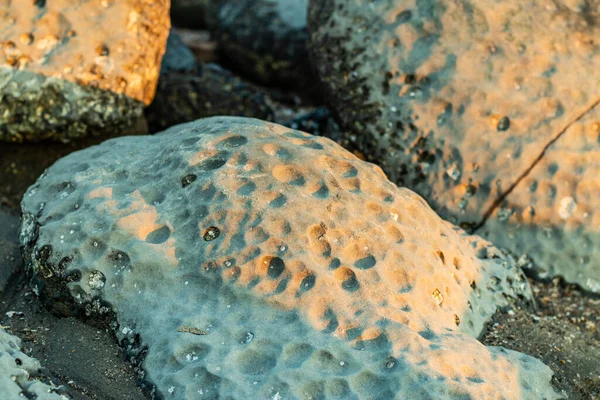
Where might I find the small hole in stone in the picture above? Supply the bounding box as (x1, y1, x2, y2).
(182, 174, 197, 188)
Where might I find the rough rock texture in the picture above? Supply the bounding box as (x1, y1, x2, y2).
(211, 0, 313, 90)
(308, 0, 600, 291)
(0, 0, 170, 142)
(20, 117, 560, 399)
(146, 63, 274, 133)
(0, 327, 67, 399)
(481, 106, 600, 292)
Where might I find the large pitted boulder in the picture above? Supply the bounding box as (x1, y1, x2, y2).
(20, 117, 559, 399)
(0, 0, 170, 142)
(0, 328, 67, 399)
(308, 0, 600, 292)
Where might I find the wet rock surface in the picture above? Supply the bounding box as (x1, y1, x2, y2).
(0, 0, 170, 142)
(308, 0, 600, 292)
(19, 117, 559, 399)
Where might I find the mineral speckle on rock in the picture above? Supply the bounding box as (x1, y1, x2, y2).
(308, 0, 600, 292)
(0, 0, 170, 142)
(20, 117, 559, 399)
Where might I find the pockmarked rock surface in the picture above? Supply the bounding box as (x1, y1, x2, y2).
(21, 117, 559, 399)
(0, 327, 67, 399)
(0, 0, 170, 142)
(308, 0, 600, 291)
(211, 0, 312, 89)
(482, 106, 600, 292)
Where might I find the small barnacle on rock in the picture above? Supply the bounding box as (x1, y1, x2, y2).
(432, 289, 444, 306)
(465, 184, 477, 197)
(497, 207, 513, 222)
(446, 164, 461, 181)
(454, 314, 460, 326)
(203, 226, 220, 241)
(558, 197, 577, 220)
(88, 271, 106, 290)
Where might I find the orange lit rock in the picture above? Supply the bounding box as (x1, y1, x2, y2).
(21, 117, 559, 398)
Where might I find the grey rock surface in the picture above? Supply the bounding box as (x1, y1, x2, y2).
(20, 117, 560, 399)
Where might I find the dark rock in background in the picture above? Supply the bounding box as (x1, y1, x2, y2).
(211, 0, 313, 92)
(146, 63, 274, 133)
(170, 0, 212, 29)
(160, 32, 198, 75)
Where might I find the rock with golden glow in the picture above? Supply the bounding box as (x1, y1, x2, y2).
(21, 117, 559, 399)
(0, 0, 170, 142)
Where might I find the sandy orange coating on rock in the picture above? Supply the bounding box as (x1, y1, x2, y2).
(482, 104, 600, 292)
(0, 0, 170, 104)
(20, 117, 558, 398)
